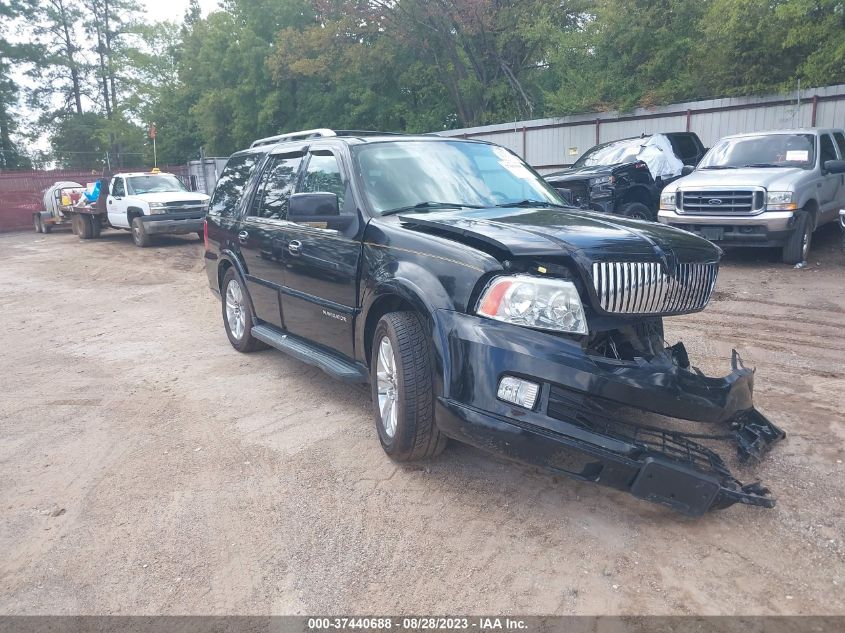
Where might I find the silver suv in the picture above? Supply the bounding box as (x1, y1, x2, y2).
(658, 129, 845, 264)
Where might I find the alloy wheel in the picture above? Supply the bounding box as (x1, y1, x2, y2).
(225, 279, 246, 341)
(376, 336, 398, 438)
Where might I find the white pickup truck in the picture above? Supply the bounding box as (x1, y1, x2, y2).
(62, 169, 211, 247)
(105, 170, 210, 246)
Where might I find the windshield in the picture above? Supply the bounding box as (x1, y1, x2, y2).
(127, 174, 187, 194)
(699, 134, 816, 169)
(352, 140, 563, 215)
(573, 137, 648, 168)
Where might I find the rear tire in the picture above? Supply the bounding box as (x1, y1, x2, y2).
(782, 210, 812, 265)
(371, 312, 447, 461)
(131, 217, 151, 247)
(620, 202, 654, 221)
(79, 214, 94, 239)
(34, 214, 43, 233)
(221, 268, 265, 353)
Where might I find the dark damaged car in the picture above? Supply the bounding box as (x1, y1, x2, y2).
(545, 132, 706, 221)
(203, 130, 784, 517)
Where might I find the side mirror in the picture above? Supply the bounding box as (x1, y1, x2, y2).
(681, 164, 695, 176)
(289, 192, 340, 219)
(824, 160, 845, 174)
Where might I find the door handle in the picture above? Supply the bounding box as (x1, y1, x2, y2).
(288, 240, 302, 255)
(237, 230, 249, 244)
(108, 198, 113, 204)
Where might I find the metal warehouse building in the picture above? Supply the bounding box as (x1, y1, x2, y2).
(438, 83, 845, 174)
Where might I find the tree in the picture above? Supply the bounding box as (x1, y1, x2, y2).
(29, 0, 87, 117)
(0, 0, 33, 169)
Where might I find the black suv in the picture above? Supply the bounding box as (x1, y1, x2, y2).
(544, 132, 706, 221)
(204, 130, 783, 516)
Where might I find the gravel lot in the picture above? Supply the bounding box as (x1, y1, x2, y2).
(1, 225, 843, 615)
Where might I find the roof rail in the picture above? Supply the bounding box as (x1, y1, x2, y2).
(250, 128, 337, 148)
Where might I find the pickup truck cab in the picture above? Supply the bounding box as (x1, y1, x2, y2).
(204, 129, 784, 516)
(658, 129, 845, 263)
(106, 169, 210, 246)
(544, 132, 706, 221)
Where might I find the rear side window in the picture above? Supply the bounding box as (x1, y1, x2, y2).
(820, 134, 837, 164)
(249, 154, 304, 220)
(669, 134, 699, 164)
(833, 132, 845, 159)
(209, 153, 262, 216)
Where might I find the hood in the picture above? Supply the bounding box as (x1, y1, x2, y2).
(397, 207, 721, 264)
(664, 167, 807, 192)
(545, 164, 619, 182)
(133, 191, 210, 203)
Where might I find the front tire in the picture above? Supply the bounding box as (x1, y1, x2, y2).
(131, 217, 151, 247)
(620, 201, 654, 221)
(221, 268, 265, 352)
(371, 312, 446, 461)
(782, 210, 812, 264)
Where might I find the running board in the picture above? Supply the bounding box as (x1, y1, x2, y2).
(251, 324, 368, 383)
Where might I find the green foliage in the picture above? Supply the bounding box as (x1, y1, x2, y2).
(10, 0, 845, 167)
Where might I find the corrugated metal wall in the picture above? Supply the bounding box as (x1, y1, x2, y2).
(438, 84, 845, 174)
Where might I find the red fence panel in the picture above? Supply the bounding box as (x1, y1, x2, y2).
(0, 166, 190, 233)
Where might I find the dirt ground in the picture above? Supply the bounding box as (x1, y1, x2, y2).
(1, 224, 843, 616)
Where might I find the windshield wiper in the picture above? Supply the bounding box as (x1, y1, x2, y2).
(741, 163, 787, 168)
(381, 201, 485, 216)
(495, 199, 567, 208)
(699, 165, 738, 170)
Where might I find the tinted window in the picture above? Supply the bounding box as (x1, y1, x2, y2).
(820, 134, 838, 164)
(111, 178, 125, 197)
(209, 153, 262, 216)
(250, 154, 303, 220)
(669, 134, 699, 164)
(301, 152, 345, 208)
(834, 132, 845, 158)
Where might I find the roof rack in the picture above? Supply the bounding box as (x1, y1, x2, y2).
(250, 128, 337, 148)
(250, 128, 418, 148)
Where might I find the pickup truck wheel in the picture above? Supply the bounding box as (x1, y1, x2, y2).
(77, 214, 94, 239)
(620, 202, 654, 221)
(131, 217, 151, 247)
(34, 214, 43, 233)
(371, 312, 447, 461)
(782, 211, 812, 264)
(221, 268, 265, 352)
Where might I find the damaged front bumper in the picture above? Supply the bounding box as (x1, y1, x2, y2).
(435, 311, 785, 517)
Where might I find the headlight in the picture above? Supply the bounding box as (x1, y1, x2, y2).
(149, 203, 167, 215)
(660, 191, 676, 210)
(476, 275, 587, 334)
(590, 175, 614, 187)
(766, 191, 797, 210)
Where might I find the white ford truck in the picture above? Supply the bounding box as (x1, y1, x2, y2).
(658, 129, 845, 264)
(65, 169, 211, 247)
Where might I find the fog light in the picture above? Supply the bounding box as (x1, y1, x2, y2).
(497, 376, 540, 409)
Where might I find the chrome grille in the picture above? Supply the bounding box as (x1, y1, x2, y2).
(591, 261, 718, 315)
(679, 188, 763, 215)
